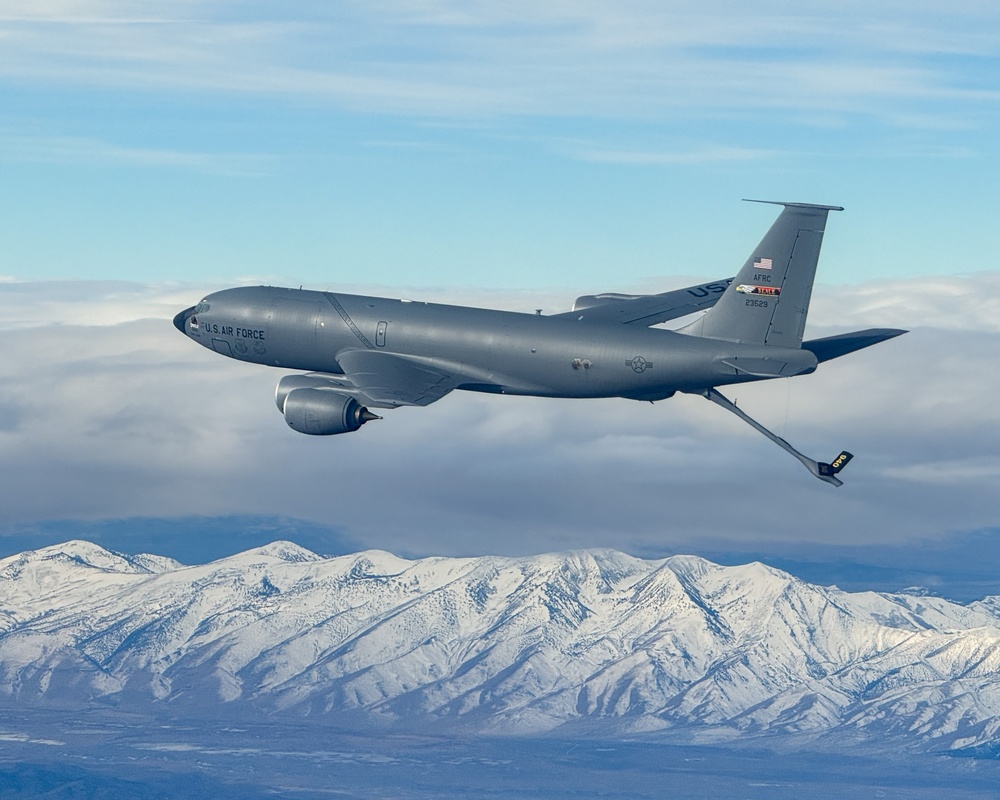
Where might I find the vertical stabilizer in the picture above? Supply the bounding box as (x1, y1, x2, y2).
(680, 201, 842, 347)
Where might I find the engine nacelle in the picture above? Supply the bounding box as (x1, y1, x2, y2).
(281, 388, 378, 436)
(275, 373, 343, 413)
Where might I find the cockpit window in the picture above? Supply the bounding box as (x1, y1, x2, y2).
(195, 302, 210, 313)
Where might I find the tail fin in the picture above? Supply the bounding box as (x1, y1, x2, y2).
(679, 201, 843, 347)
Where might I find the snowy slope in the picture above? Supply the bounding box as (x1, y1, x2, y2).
(2, 541, 1000, 751)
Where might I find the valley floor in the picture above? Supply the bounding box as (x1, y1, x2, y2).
(2, 709, 1000, 799)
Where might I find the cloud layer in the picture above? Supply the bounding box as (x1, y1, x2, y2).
(1, 275, 997, 561)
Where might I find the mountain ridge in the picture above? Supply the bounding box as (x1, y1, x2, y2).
(2, 540, 1000, 752)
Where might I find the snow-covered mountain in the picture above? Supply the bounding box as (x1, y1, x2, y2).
(3, 540, 1000, 752)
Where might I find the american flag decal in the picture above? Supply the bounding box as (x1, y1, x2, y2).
(753, 257, 772, 270)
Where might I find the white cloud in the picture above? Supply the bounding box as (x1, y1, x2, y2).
(0, 1, 996, 125)
(7, 271, 994, 333)
(808, 273, 1000, 333)
(886, 457, 1000, 485)
(0, 133, 274, 175)
(0, 280, 210, 329)
(570, 144, 774, 166)
(0, 275, 997, 558)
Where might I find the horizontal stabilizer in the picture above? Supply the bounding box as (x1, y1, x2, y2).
(802, 328, 907, 363)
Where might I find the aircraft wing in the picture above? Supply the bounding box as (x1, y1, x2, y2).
(335, 349, 459, 408)
(551, 277, 733, 326)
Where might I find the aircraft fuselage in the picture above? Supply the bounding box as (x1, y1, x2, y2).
(173, 202, 908, 485)
(178, 285, 817, 402)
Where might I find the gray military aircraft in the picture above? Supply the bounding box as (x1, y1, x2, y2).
(174, 201, 905, 486)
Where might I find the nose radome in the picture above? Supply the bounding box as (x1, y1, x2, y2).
(173, 306, 195, 333)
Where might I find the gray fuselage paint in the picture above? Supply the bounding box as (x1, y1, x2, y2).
(183, 285, 817, 400)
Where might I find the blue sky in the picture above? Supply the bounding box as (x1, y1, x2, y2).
(3, 2, 999, 289)
(2, 2, 1000, 590)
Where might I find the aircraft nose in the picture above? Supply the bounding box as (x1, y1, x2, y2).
(173, 306, 196, 334)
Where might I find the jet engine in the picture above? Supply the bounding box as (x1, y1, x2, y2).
(281, 388, 379, 435)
